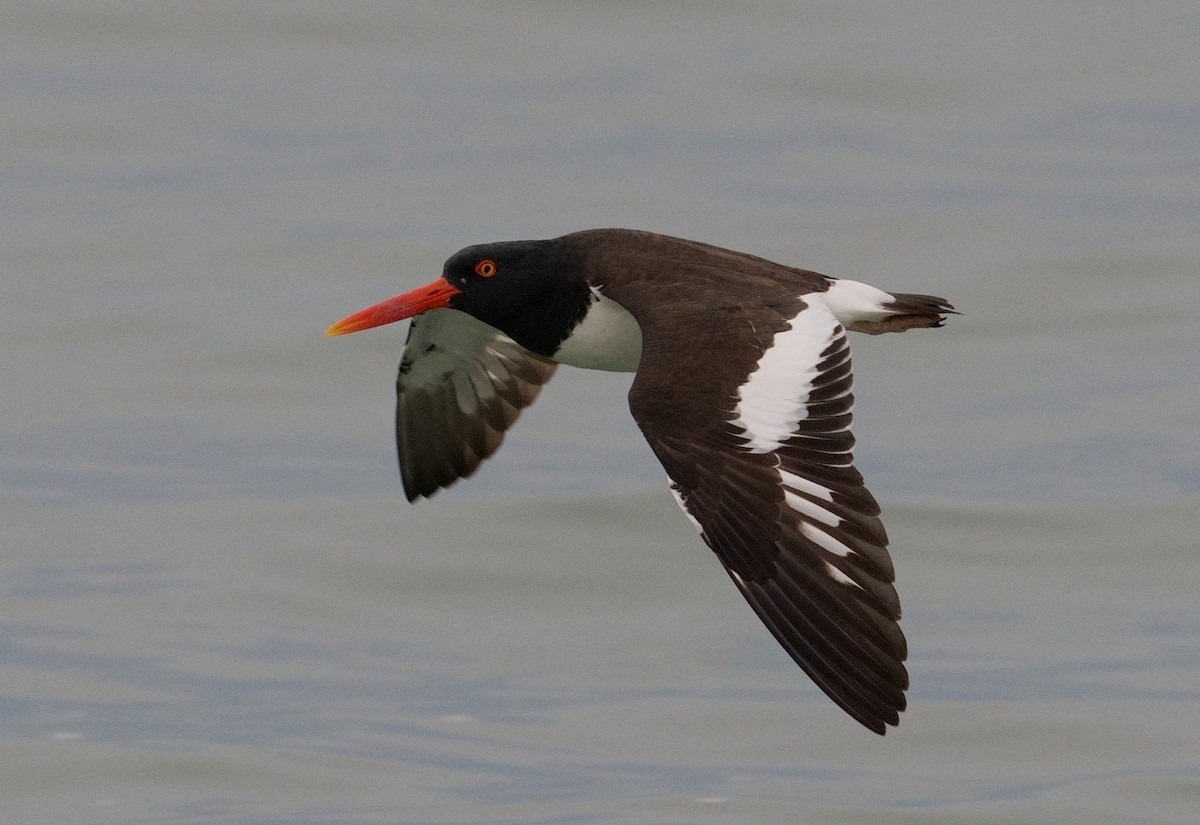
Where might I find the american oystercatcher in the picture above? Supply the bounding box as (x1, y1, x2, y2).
(327, 229, 954, 734)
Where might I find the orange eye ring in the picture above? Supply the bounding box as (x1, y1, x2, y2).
(474, 259, 497, 278)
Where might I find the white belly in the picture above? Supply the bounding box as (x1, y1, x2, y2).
(551, 289, 642, 372)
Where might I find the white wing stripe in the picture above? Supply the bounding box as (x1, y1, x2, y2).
(731, 298, 840, 454)
(669, 482, 705, 535)
(824, 561, 864, 589)
(779, 468, 834, 501)
(783, 490, 842, 527)
(801, 521, 855, 558)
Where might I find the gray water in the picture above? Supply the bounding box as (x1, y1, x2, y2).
(3, 3, 1198, 823)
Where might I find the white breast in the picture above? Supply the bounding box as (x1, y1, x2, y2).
(551, 288, 643, 372)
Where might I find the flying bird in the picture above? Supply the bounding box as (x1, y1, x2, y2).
(327, 228, 954, 734)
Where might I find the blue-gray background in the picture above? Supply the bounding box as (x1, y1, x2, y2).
(3, 3, 1197, 823)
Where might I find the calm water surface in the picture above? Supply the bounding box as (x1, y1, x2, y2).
(3, 3, 1198, 823)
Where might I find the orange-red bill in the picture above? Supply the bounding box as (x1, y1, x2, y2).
(325, 278, 462, 336)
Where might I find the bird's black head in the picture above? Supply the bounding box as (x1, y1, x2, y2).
(326, 236, 590, 358)
(439, 238, 591, 357)
(441, 240, 556, 322)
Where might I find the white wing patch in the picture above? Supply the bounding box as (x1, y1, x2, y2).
(783, 490, 841, 526)
(824, 561, 864, 589)
(731, 297, 841, 454)
(779, 468, 844, 528)
(801, 522, 855, 558)
(779, 468, 834, 502)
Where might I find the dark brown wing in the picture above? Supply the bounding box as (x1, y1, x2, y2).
(628, 297, 908, 734)
(396, 308, 557, 501)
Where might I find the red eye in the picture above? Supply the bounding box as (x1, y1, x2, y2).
(474, 259, 497, 278)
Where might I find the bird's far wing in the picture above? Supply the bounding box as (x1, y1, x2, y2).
(628, 297, 908, 734)
(396, 308, 557, 501)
